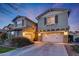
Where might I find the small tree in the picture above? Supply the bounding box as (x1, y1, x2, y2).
(0, 33, 8, 43)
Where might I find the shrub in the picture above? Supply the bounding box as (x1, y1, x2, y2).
(75, 37, 79, 42)
(1, 33, 8, 40)
(72, 45, 79, 53)
(0, 33, 8, 44)
(11, 37, 34, 48)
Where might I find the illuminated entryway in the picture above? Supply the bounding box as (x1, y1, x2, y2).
(22, 27, 36, 41)
(22, 32, 35, 41)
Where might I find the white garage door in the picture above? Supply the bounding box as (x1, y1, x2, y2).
(42, 33, 64, 43)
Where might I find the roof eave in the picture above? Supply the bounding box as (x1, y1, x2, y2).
(36, 8, 71, 20)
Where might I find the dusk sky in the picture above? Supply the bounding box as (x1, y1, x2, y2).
(0, 3, 79, 31)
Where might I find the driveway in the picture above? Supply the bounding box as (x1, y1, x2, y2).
(0, 42, 68, 56)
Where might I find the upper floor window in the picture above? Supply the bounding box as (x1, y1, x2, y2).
(44, 15, 58, 25)
(17, 20, 22, 27)
(47, 16, 55, 25)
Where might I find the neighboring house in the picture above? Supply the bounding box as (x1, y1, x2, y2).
(6, 24, 15, 39)
(74, 31, 79, 38)
(12, 16, 37, 41)
(36, 8, 70, 43)
(74, 31, 79, 42)
(0, 28, 6, 33)
(69, 31, 75, 42)
(0, 32, 2, 37)
(3, 26, 9, 31)
(69, 31, 79, 42)
(7, 24, 15, 29)
(0, 29, 4, 44)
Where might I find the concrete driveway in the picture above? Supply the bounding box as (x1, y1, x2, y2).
(0, 42, 68, 56)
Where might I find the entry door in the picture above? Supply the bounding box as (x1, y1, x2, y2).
(25, 34, 32, 39)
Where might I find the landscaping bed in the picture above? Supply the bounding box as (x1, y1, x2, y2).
(65, 45, 79, 56)
(11, 37, 34, 48)
(0, 37, 34, 53)
(72, 45, 79, 53)
(0, 46, 15, 53)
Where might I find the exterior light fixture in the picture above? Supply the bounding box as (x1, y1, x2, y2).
(11, 32, 14, 35)
(38, 33, 41, 36)
(64, 31, 68, 35)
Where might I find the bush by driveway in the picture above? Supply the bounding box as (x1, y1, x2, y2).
(11, 37, 34, 48)
(72, 45, 79, 53)
(65, 45, 79, 56)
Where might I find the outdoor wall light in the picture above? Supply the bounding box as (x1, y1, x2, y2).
(38, 33, 41, 36)
(64, 31, 68, 35)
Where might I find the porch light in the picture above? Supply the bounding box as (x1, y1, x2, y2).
(64, 31, 68, 35)
(38, 33, 41, 36)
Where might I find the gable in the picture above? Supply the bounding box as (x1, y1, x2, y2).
(12, 16, 37, 25)
(36, 8, 70, 20)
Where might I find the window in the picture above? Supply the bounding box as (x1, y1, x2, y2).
(17, 31, 21, 36)
(47, 29, 50, 31)
(55, 15, 58, 24)
(51, 29, 55, 31)
(17, 20, 22, 27)
(44, 15, 58, 25)
(44, 17, 47, 25)
(47, 16, 55, 25)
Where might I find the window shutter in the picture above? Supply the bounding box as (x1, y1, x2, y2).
(68, 11, 70, 17)
(15, 21, 17, 27)
(55, 15, 58, 24)
(22, 20, 24, 26)
(44, 17, 47, 25)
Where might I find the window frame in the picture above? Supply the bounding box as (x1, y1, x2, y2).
(46, 16, 56, 25)
(44, 15, 58, 26)
(16, 19, 22, 27)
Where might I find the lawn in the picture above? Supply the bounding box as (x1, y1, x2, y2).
(0, 47, 15, 53)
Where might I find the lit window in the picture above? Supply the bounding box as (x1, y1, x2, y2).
(11, 32, 14, 35)
(47, 16, 55, 25)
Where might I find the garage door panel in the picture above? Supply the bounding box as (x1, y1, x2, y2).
(42, 33, 64, 43)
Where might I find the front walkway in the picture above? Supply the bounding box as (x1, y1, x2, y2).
(0, 42, 68, 56)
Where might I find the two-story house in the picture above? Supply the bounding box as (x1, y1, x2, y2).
(12, 16, 37, 41)
(3, 26, 9, 31)
(2, 24, 15, 40)
(36, 8, 70, 43)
